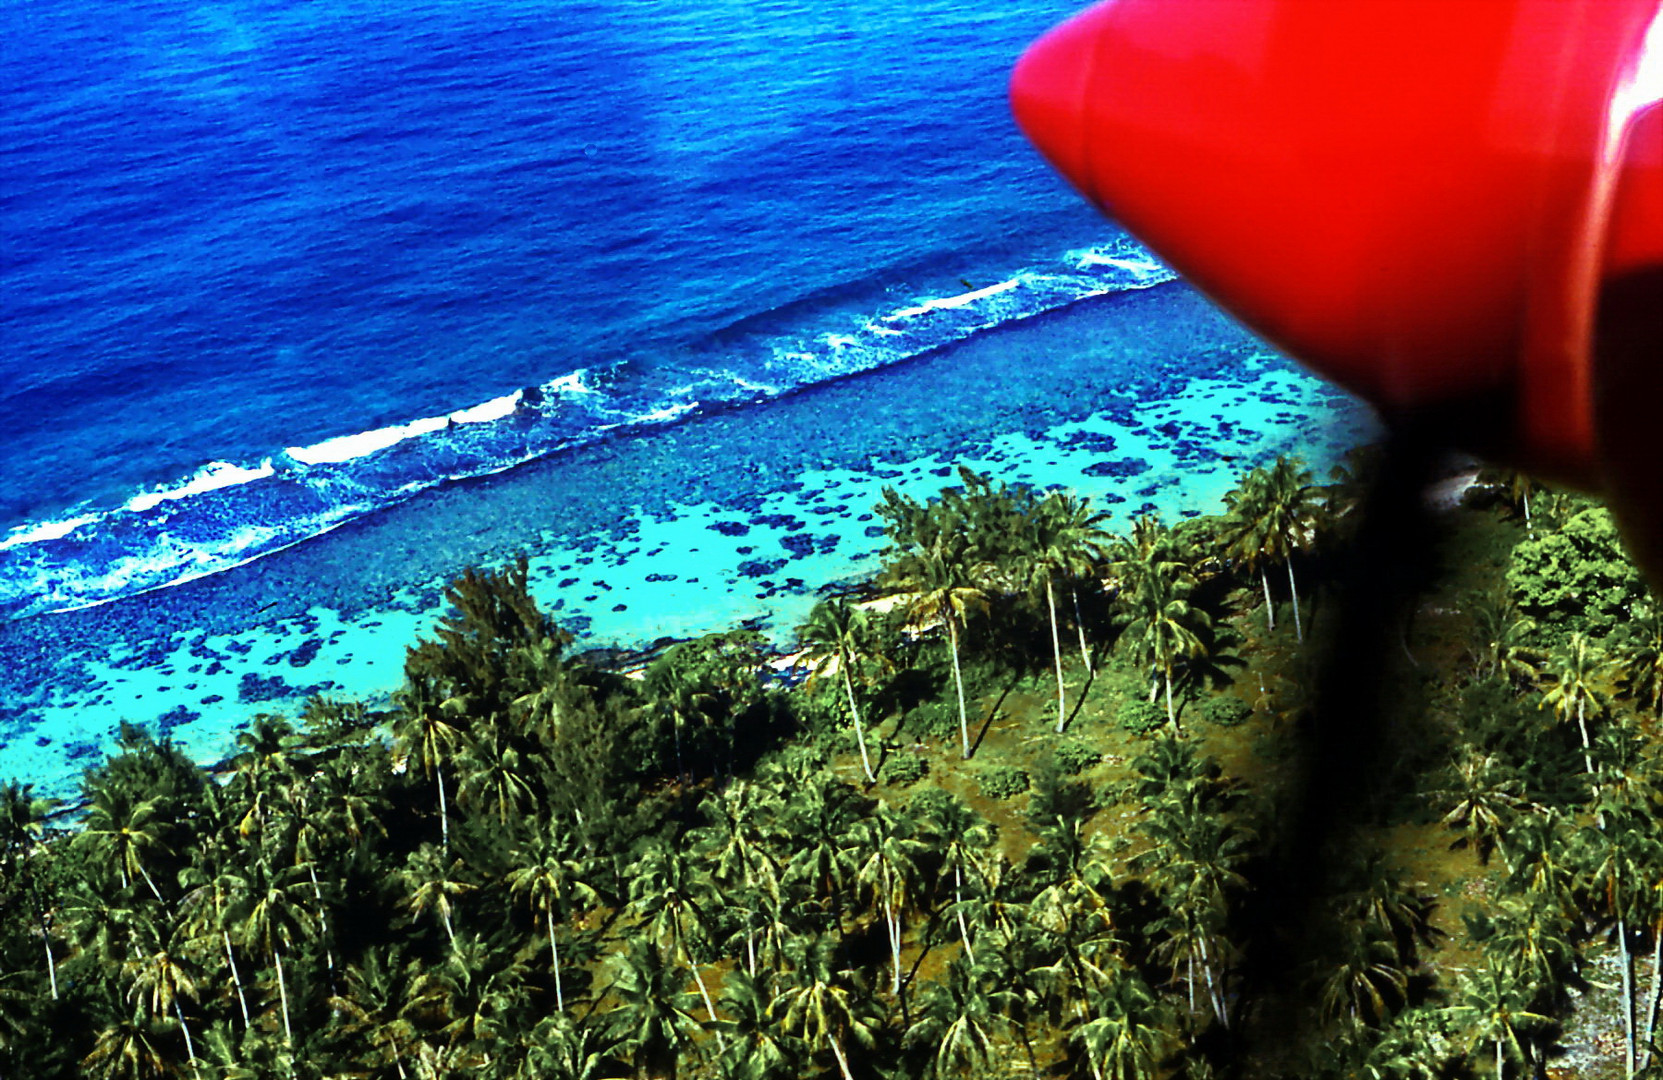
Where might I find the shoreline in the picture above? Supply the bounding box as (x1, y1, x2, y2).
(0, 283, 1378, 802)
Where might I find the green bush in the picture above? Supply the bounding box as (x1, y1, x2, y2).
(905, 698, 961, 742)
(1507, 506, 1644, 634)
(976, 765, 1030, 800)
(882, 753, 928, 786)
(1054, 739, 1102, 774)
(1116, 698, 1166, 736)
(1201, 695, 1253, 728)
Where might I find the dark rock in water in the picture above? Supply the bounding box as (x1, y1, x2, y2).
(1181, 509, 1202, 517)
(201, 695, 224, 705)
(1081, 458, 1151, 478)
(288, 638, 323, 668)
(1137, 485, 1159, 497)
(67, 743, 97, 761)
(738, 559, 788, 579)
(157, 705, 200, 732)
(710, 520, 750, 537)
(238, 673, 293, 704)
(930, 465, 953, 477)
(1057, 431, 1119, 454)
(780, 533, 816, 558)
(558, 578, 578, 588)
(816, 534, 839, 553)
(35, 737, 50, 747)
(864, 525, 886, 538)
(736, 546, 755, 555)
(612, 603, 627, 612)
(1137, 502, 1159, 516)
(754, 513, 804, 531)
(645, 573, 677, 583)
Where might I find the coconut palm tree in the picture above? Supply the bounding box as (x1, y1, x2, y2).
(606, 938, 705, 1080)
(920, 794, 996, 965)
(1444, 958, 1551, 1079)
(123, 915, 202, 1070)
(391, 684, 471, 853)
(851, 803, 928, 996)
(178, 865, 254, 1032)
(0, 782, 60, 999)
(1069, 972, 1174, 1080)
(1224, 456, 1323, 641)
(1541, 632, 1613, 781)
(1429, 748, 1537, 865)
(403, 845, 478, 951)
(714, 970, 796, 1080)
(76, 791, 173, 905)
(798, 598, 891, 782)
(235, 864, 317, 1057)
(1022, 491, 1111, 732)
(775, 938, 881, 1080)
(903, 958, 1004, 1078)
(1115, 568, 1211, 731)
(888, 536, 989, 759)
(505, 835, 599, 1012)
(1573, 808, 1657, 1078)
(327, 950, 418, 1080)
(626, 840, 725, 1041)
(457, 725, 535, 831)
(1317, 923, 1409, 1028)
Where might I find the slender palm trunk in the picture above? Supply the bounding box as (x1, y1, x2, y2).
(885, 900, 903, 995)
(1496, 1038, 1504, 1080)
(137, 861, 166, 905)
(840, 658, 876, 783)
(548, 915, 564, 1011)
(1164, 671, 1178, 732)
(954, 866, 974, 966)
(1576, 700, 1596, 780)
(828, 1036, 856, 1080)
(1286, 559, 1303, 643)
(435, 764, 449, 853)
(1072, 587, 1093, 676)
(275, 948, 294, 1048)
(1048, 578, 1068, 734)
(1260, 566, 1275, 631)
(1198, 933, 1226, 1028)
(948, 618, 970, 758)
(687, 960, 726, 1050)
(1620, 914, 1636, 1079)
(1642, 928, 1663, 1073)
(225, 929, 251, 1029)
(308, 864, 335, 983)
(36, 908, 56, 999)
(175, 1000, 198, 1068)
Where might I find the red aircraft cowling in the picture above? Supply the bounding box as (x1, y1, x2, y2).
(1010, 0, 1663, 564)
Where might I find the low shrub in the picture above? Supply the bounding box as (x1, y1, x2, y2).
(1201, 695, 1253, 728)
(883, 754, 928, 786)
(976, 765, 1030, 800)
(1117, 698, 1166, 736)
(1054, 740, 1102, 774)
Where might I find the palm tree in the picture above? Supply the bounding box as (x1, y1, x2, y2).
(1444, 958, 1551, 1079)
(1069, 972, 1174, 1080)
(327, 951, 418, 1080)
(458, 725, 535, 830)
(505, 836, 599, 1012)
(403, 845, 478, 950)
(1574, 808, 1657, 1078)
(1023, 491, 1111, 732)
(606, 938, 704, 1080)
(888, 535, 988, 759)
(920, 795, 996, 965)
(715, 970, 795, 1080)
(1317, 923, 1409, 1028)
(391, 682, 471, 852)
(0, 782, 60, 999)
(693, 781, 786, 975)
(178, 866, 254, 1032)
(82, 1016, 169, 1080)
(851, 803, 928, 996)
(1541, 632, 1612, 780)
(1429, 748, 1537, 864)
(904, 959, 1004, 1078)
(798, 598, 890, 781)
(775, 938, 881, 1080)
(76, 791, 172, 905)
(236, 865, 317, 1055)
(1615, 602, 1663, 720)
(1224, 456, 1322, 641)
(123, 916, 202, 1070)
(626, 840, 725, 1041)
(1115, 567, 1210, 731)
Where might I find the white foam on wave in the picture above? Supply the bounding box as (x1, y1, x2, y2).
(1068, 239, 1177, 285)
(286, 415, 451, 465)
(449, 389, 521, 425)
(886, 278, 1021, 320)
(546, 370, 598, 397)
(0, 513, 102, 551)
(126, 459, 277, 514)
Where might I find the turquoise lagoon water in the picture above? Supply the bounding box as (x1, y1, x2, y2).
(0, 281, 1377, 802)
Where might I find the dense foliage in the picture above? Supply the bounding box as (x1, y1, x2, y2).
(2, 457, 1659, 1079)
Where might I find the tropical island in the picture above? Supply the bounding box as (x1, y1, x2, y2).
(0, 454, 1655, 1079)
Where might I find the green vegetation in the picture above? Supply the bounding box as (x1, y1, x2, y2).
(3, 454, 1660, 1079)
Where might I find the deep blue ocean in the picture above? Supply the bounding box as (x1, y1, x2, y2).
(0, 0, 1379, 797)
(0, 0, 1138, 619)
